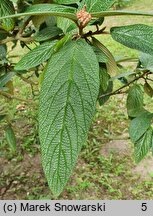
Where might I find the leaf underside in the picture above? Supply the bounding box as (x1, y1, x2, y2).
(39, 39, 99, 195)
(111, 24, 153, 55)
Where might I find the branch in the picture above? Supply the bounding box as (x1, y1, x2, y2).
(0, 17, 33, 45)
(18, 17, 32, 36)
(0, 37, 15, 44)
(17, 74, 38, 86)
(0, 91, 34, 104)
(0, 36, 33, 45)
(83, 26, 108, 38)
(99, 71, 150, 99)
(147, 78, 153, 82)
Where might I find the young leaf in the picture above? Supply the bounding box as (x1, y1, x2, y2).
(111, 24, 153, 55)
(134, 127, 153, 163)
(126, 84, 144, 117)
(5, 125, 17, 153)
(15, 41, 57, 71)
(92, 37, 118, 74)
(144, 82, 153, 98)
(140, 53, 153, 72)
(92, 46, 108, 64)
(129, 111, 153, 143)
(39, 39, 99, 196)
(34, 26, 63, 42)
(0, 0, 15, 31)
(79, 0, 116, 12)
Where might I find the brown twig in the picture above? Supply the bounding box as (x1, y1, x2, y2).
(83, 26, 107, 38)
(0, 36, 33, 45)
(99, 71, 150, 99)
(147, 78, 153, 82)
(0, 91, 34, 104)
(17, 74, 38, 86)
(17, 17, 32, 36)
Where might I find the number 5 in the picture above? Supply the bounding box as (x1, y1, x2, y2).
(141, 203, 147, 211)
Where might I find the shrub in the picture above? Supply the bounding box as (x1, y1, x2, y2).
(0, 0, 153, 196)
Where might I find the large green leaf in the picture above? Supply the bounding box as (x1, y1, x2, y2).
(0, 4, 77, 21)
(15, 41, 57, 71)
(79, 0, 116, 12)
(134, 127, 153, 163)
(39, 39, 99, 195)
(126, 84, 144, 117)
(129, 111, 153, 143)
(111, 24, 153, 55)
(0, 0, 15, 31)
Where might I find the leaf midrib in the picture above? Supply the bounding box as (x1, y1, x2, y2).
(56, 48, 76, 184)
